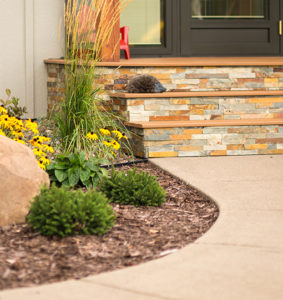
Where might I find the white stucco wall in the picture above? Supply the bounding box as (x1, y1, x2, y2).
(0, 0, 64, 118)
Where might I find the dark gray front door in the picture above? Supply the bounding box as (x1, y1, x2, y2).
(180, 0, 281, 56)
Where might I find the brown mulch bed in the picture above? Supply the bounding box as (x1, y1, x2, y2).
(0, 162, 219, 291)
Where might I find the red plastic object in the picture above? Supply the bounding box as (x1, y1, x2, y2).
(120, 26, 130, 59)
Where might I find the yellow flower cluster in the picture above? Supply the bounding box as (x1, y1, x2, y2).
(0, 106, 54, 170)
(86, 128, 127, 158)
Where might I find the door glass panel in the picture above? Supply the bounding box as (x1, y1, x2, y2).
(192, 0, 267, 19)
(120, 0, 164, 45)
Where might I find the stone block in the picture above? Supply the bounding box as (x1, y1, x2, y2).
(170, 99, 191, 105)
(183, 129, 203, 134)
(189, 115, 208, 120)
(245, 144, 268, 150)
(204, 145, 227, 151)
(170, 134, 192, 140)
(191, 134, 222, 140)
(190, 98, 220, 105)
(264, 78, 279, 88)
(127, 105, 145, 112)
(227, 150, 258, 155)
(227, 144, 245, 150)
(148, 151, 178, 157)
(127, 100, 145, 106)
(144, 134, 170, 141)
(222, 134, 245, 144)
(229, 72, 255, 79)
(178, 151, 209, 157)
(186, 73, 229, 79)
(210, 150, 227, 156)
(128, 114, 149, 122)
(203, 127, 227, 134)
(175, 145, 203, 151)
(169, 110, 190, 116)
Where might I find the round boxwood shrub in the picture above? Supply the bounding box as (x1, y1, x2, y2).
(99, 168, 166, 207)
(27, 184, 115, 237)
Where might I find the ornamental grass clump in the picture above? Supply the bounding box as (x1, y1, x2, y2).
(53, 0, 131, 159)
(27, 184, 115, 237)
(99, 168, 166, 207)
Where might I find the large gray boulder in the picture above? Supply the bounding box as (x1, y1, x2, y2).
(0, 135, 49, 226)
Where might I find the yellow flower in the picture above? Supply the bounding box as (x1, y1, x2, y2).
(0, 106, 7, 115)
(0, 114, 11, 128)
(13, 138, 25, 145)
(86, 132, 98, 140)
(40, 156, 50, 165)
(29, 137, 43, 148)
(122, 133, 128, 140)
(103, 141, 111, 147)
(111, 130, 123, 140)
(10, 130, 24, 138)
(33, 148, 45, 157)
(0, 129, 5, 136)
(110, 140, 120, 151)
(99, 128, 111, 136)
(37, 161, 46, 170)
(42, 143, 54, 153)
(111, 151, 117, 157)
(25, 119, 39, 134)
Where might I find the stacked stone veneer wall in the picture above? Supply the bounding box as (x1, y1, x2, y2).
(129, 125, 283, 158)
(45, 62, 283, 157)
(46, 63, 283, 111)
(112, 96, 283, 122)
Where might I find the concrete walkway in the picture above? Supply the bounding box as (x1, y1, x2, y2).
(1, 155, 283, 300)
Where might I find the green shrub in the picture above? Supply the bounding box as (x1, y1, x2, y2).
(99, 168, 166, 207)
(27, 184, 115, 237)
(46, 151, 108, 188)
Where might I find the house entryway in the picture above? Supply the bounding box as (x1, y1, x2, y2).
(180, 0, 282, 56)
(121, 0, 283, 57)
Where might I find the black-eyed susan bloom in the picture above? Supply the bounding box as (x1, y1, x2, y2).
(13, 138, 25, 145)
(103, 141, 111, 147)
(0, 115, 11, 129)
(111, 130, 123, 140)
(40, 156, 50, 165)
(86, 132, 98, 141)
(99, 128, 111, 136)
(110, 140, 120, 151)
(0, 106, 7, 115)
(24, 119, 39, 134)
(42, 143, 54, 153)
(37, 160, 46, 170)
(33, 148, 45, 157)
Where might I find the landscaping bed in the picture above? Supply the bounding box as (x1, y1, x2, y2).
(0, 161, 219, 291)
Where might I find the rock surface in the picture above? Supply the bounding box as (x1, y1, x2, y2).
(0, 135, 49, 226)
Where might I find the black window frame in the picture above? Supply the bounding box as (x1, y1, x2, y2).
(122, 0, 179, 57)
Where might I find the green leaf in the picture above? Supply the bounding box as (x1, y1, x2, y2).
(80, 168, 90, 182)
(86, 160, 99, 172)
(5, 88, 11, 97)
(55, 169, 68, 183)
(100, 168, 108, 178)
(54, 162, 68, 170)
(68, 168, 80, 187)
(79, 151, 85, 163)
(62, 179, 71, 187)
(46, 162, 56, 171)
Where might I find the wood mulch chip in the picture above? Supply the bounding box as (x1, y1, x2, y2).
(0, 162, 219, 291)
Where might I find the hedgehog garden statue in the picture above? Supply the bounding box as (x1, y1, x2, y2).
(127, 75, 167, 93)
